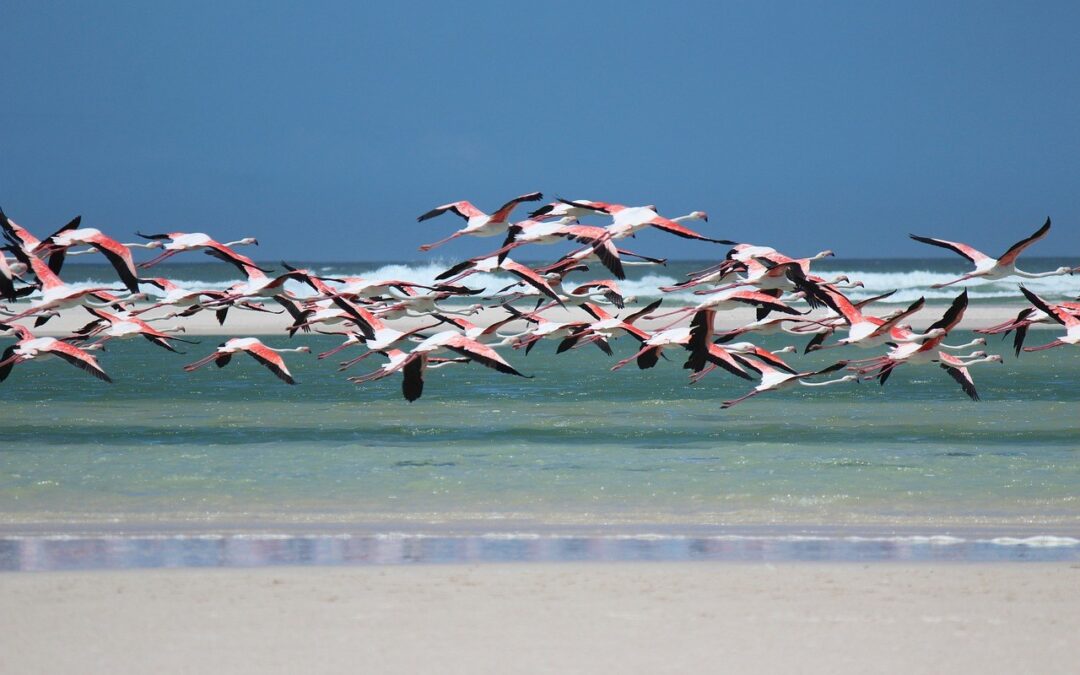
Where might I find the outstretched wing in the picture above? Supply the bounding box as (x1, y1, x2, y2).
(909, 233, 988, 263)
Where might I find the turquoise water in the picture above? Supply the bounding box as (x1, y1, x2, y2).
(3, 258, 1079, 568)
(2, 331, 1078, 535)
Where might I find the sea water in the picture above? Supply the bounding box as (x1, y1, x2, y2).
(1, 259, 1078, 569)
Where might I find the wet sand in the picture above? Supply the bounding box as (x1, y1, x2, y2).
(2, 562, 1077, 674)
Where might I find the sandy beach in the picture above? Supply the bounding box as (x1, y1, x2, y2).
(3, 301, 1049, 337)
(2, 562, 1077, 674)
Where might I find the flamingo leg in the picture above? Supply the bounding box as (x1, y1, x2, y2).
(138, 249, 179, 269)
(418, 232, 462, 252)
(183, 352, 221, 372)
(720, 389, 762, 409)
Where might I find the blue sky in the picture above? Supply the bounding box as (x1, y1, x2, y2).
(2, 1, 1078, 260)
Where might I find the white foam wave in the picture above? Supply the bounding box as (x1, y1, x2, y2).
(24, 263, 1079, 305)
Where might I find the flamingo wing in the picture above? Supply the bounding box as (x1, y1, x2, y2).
(938, 353, 980, 401)
(503, 261, 564, 306)
(908, 234, 988, 263)
(489, 192, 543, 224)
(1019, 285, 1078, 328)
(401, 354, 426, 401)
(927, 290, 969, 334)
(440, 335, 528, 377)
(997, 218, 1051, 266)
(42, 340, 112, 383)
(244, 342, 297, 384)
(417, 201, 483, 222)
(648, 216, 733, 244)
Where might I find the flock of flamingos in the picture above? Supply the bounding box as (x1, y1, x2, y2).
(1, 194, 1078, 406)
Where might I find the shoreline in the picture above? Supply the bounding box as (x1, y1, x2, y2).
(3, 524, 1078, 572)
(3, 563, 1078, 674)
(0, 301, 1054, 337)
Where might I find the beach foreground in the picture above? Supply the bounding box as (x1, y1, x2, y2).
(2, 563, 1077, 674)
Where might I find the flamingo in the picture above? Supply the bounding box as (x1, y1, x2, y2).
(937, 352, 1003, 401)
(909, 218, 1075, 288)
(1018, 286, 1080, 352)
(720, 358, 855, 409)
(646, 288, 803, 328)
(346, 349, 471, 401)
(849, 292, 989, 386)
(0, 323, 111, 383)
(437, 254, 565, 306)
(540, 200, 730, 244)
(183, 338, 311, 384)
(349, 332, 530, 401)
(809, 291, 939, 350)
(975, 299, 1080, 356)
(79, 307, 198, 353)
(502, 307, 600, 355)
(37, 223, 158, 293)
(0, 248, 32, 302)
(0, 208, 79, 259)
(134, 231, 259, 269)
(611, 309, 751, 379)
(568, 280, 630, 308)
(418, 191, 543, 251)
(1, 247, 145, 326)
(554, 300, 660, 353)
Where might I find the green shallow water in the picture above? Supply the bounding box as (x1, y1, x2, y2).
(1, 332, 1079, 534)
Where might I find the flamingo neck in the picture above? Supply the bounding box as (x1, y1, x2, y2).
(1014, 268, 1066, 278)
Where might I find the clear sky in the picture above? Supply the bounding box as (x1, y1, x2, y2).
(2, 1, 1078, 261)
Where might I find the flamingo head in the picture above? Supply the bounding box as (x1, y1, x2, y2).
(775, 345, 797, 354)
(242, 237, 259, 246)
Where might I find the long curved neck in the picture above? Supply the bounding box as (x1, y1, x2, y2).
(799, 377, 849, 387)
(940, 339, 983, 350)
(1014, 267, 1065, 279)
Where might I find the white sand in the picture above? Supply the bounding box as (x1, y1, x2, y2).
(1, 562, 1077, 674)
(2, 301, 1046, 337)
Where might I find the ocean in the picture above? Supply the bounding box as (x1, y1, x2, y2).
(2, 258, 1079, 569)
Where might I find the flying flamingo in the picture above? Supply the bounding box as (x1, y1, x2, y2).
(78, 307, 198, 353)
(183, 338, 311, 384)
(611, 309, 751, 379)
(37, 224, 155, 293)
(538, 200, 730, 244)
(645, 288, 803, 329)
(909, 218, 1075, 288)
(1018, 286, 1080, 352)
(418, 191, 543, 251)
(720, 358, 854, 409)
(0, 208, 80, 259)
(134, 231, 259, 269)
(0, 248, 32, 302)
(975, 297, 1080, 356)
(346, 349, 471, 401)
(849, 292, 990, 386)
(349, 332, 530, 401)
(1, 247, 145, 326)
(0, 323, 111, 383)
(553, 300, 661, 353)
(437, 254, 565, 306)
(936, 352, 1003, 401)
